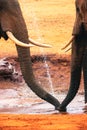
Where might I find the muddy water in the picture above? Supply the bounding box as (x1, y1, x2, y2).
(0, 82, 86, 114)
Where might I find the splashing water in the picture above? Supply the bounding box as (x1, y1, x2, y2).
(29, 6, 55, 96)
(40, 46, 55, 96)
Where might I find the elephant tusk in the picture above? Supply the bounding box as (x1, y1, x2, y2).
(29, 38, 52, 48)
(61, 36, 74, 50)
(6, 31, 52, 48)
(65, 47, 72, 52)
(6, 31, 34, 47)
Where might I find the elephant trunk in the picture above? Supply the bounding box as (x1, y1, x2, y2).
(58, 67, 82, 111)
(16, 46, 60, 108)
(58, 39, 84, 111)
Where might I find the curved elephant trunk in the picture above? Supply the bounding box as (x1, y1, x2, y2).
(16, 46, 60, 108)
(58, 39, 84, 111)
(59, 67, 82, 111)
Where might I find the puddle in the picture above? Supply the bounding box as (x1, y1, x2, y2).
(0, 85, 86, 114)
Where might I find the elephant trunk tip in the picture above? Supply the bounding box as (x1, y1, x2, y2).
(45, 93, 60, 108)
(56, 105, 67, 112)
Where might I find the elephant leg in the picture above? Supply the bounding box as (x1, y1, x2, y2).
(82, 47, 87, 103)
(58, 41, 84, 112)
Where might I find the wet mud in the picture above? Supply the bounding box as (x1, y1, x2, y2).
(0, 88, 86, 114)
(0, 55, 86, 114)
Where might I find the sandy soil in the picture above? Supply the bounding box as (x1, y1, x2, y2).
(0, 114, 87, 130)
(0, 0, 87, 129)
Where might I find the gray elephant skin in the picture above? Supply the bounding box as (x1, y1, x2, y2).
(59, 0, 87, 112)
(0, 0, 60, 108)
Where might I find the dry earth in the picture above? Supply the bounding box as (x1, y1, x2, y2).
(0, 0, 87, 130)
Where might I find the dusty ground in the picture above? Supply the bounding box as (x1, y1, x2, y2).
(0, 0, 87, 130)
(0, 114, 87, 130)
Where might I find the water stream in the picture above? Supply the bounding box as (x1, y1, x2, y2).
(29, 6, 55, 96)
